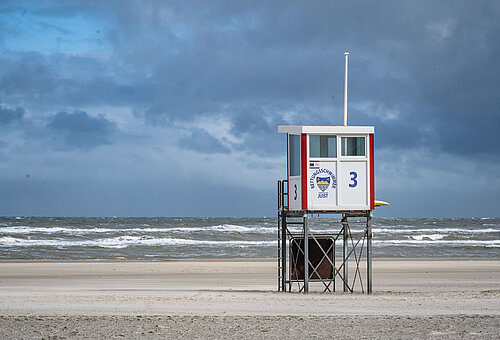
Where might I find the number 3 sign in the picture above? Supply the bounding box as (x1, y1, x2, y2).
(349, 171, 357, 188)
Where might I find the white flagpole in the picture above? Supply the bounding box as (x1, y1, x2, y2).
(344, 52, 349, 126)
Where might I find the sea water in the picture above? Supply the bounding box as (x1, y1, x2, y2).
(0, 217, 498, 260)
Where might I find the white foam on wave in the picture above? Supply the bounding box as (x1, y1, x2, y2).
(0, 224, 276, 235)
(3, 236, 495, 248)
(373, 227, 500, 234)
(0, 236, 275, 248)
(205, 224, 275, 233)
(374, 239, 500, 247)
(0, 226, 116, 234)
(410, 234, 446, 241)
(162, 224, 274, 234)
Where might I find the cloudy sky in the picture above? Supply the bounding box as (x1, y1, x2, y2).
(0, 0, 499, 217)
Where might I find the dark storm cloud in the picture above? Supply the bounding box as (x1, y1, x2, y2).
(2, 0, 500, 159)
(178, 128, 230, 154)
(0, 105, 24, 124)
(436, 113, 500, 159)
(231, 106, 273, 135)
(47, 110, 117, 149)
(230, 105, 285, 156)
(0, 51, 153, 109)
(97, 0, 500, 158)
(0, 54, 59, 98)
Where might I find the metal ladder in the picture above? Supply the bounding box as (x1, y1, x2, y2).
(277, 180, 288, 291)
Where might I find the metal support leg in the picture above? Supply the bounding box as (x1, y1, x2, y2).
(342, 214, 349, 292)
(277, 214, 282, 292)
(333, 243, 336, 292)
(367, 213, 373, 294)
(281, 215, 287, 292)
(303, 214, 309, 294)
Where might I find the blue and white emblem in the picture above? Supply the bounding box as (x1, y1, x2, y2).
(316, 176, 330, 192)
(310, 168, 337, 199)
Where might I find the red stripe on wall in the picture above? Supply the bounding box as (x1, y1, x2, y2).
(286, 133, 289, 209)
(301, 133, 308, 211)
(370, 134, 375, 210)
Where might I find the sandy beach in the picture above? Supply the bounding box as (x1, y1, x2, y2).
(0, 259, 499, 339)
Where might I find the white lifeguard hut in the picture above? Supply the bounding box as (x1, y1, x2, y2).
(277, 125, 374, 212)
(277, 53, 376, 294)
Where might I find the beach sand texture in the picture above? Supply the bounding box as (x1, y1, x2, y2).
(0, 259, 499, 339)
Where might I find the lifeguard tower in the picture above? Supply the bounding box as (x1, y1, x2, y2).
(277, 53, 375, 293)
